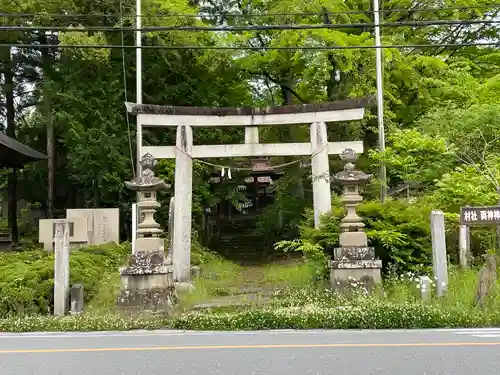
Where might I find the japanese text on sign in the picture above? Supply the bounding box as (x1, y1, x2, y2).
(460, 206, 500, 225)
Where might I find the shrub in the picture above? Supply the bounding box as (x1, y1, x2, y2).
(359, 199, 433, 272)
(173, 301, 493, 330)
(277, 197, 440, 274)
(0, 314, 171, 332)
(174, 288, 500, 330)
(0, 243, 129, 317)
(1, 298, 498, 332)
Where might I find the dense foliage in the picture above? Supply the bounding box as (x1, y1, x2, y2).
(0, 243, 129, 316)
(277, 197, 436, 276)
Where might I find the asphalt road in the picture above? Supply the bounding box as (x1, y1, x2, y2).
(1, 328, 500, 375)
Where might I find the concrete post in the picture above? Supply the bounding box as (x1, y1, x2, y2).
(173, 125, 193, 282)
(53, 219, 70, 316)
(310, 121, 332, 228)
(420, 276, 431, 302)
(459, 224, 470, 269)
(131, 203, 137, 254)
(431, 210, 448, 297)
(70, 284, 84, 315)
(166, 197, 174, 265)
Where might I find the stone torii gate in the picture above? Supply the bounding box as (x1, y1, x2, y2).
(126, 97, 372, 283)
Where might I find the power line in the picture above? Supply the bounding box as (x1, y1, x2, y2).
(1, 41, 498, 50)
(1, 19, 498, 33)
(119, 0, 135, 177)
(0, 4, 500, 19)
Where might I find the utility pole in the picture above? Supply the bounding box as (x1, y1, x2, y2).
(373, 0, 387, 202)
(134, 0, 143, 246)
(136, 0, 143, 177)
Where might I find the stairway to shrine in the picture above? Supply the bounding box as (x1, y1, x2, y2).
(211, 213, 274, 264)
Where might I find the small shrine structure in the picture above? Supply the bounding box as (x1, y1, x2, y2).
(0, 131, 47, 247)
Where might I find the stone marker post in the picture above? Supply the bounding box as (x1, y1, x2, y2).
(70, 284, 84, 315)
(475, 254, 497, 307)
(431, 210, 448, 297)
(53, 219, 70, 316)
(165, 197, 174, 265)
(459, 225, 470, 269)
(420, 276, 431, 302)
(131, 203, 138, 254)
(329, 149, 382, 293)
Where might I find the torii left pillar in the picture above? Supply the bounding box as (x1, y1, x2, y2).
(311, 121, 332, 228)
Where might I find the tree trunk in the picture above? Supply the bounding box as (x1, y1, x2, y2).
(7, 170, 17, 243)
(42, 36, 55, 219)
(93, 177, 100, 208)
(5, 47, 18, 242)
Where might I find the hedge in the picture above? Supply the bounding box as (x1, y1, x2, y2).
(0, 243, 129, 317)
(174, 301, 499, 330)
(1, 299, 499, 332)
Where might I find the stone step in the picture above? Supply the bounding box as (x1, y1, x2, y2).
(215, 245, 268, 252)
(216, 237, 270, 244)
(217, 227, 258, 234)
(191, 294, 272, 311)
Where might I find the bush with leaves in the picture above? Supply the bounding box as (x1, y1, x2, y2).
(368, 128, 456, 191)
(175, 300, 495, 331)
(276, 197, 438, 275)
(0, 243, 129, 317)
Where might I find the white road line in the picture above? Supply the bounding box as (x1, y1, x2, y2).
(471, 334, 500, 338)
(2, 327, 500, 339)
(0, 330, 330, 339)
(448, 328, 500, 338)
(448, 328, 500, 332)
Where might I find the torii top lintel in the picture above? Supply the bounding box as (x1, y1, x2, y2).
(125, 96, 375, 127)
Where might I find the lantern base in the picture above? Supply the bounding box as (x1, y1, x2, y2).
(328, 246, 382, 295)
(117, 265, 176, 314)
(329, 264, 382, 294)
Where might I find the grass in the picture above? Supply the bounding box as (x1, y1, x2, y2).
(85, 254, 500, 318)
(382, 264, 500, 313)
(261, 262, 317, 288)
(176, 254, 319, 311)
(176, 255, 243, 309)
(87, 272, 122, 314)
(445, 266, 485, 308)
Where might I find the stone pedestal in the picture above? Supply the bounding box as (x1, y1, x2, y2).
(329, 246, 382, 293)
(117, 153, 176, 313)
(329, 148, 382, 294)
(118, 249, 175, 312)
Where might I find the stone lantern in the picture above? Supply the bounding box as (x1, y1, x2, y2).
(329, 148, 382, 294)
(117, 153, 175, 312)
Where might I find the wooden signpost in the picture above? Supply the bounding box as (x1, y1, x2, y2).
(460, 206, 500, 225)
(459, 206, 500, 269)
